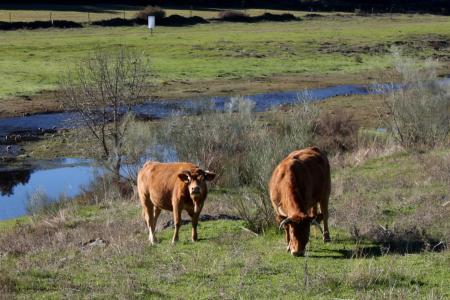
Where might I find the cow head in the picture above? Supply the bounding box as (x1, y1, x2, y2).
(279, 213, 323, 257)
(178, 169, 216, 211)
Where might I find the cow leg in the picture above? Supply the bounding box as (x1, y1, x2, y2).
(319, 199, 331, 243)
(311, 204, 319, 239)
(150, 207, 161, 244)
(172, 206, 182, 244)
(140, 194, 156, 245)
(188, 211, 200, 242)
(153, 207, 161, 228)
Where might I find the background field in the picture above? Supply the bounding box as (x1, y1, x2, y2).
(1, 12, 450, 100)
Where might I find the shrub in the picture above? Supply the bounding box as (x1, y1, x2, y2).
(91, 18, 135, 27)
(0, 20, 82, 31)
(157, 15, 209, 26)
(217, 10, 251, 22)
(136, 6, 166, 21)
(380, 49, 450, 150)
(314, 108, 359, 153)
(160, 96, 256, 187)
(253, 13, 299, 22)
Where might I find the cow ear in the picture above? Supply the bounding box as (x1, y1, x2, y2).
(178, 171, 191, 183)
(204, 170, 216, 181)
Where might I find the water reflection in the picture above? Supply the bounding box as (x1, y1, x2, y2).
(0, 169, 33, 196)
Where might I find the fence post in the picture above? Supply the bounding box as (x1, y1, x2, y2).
(88, 12, 91, 24)
(123, 11, 126, 20)
(9, 12, 11, 23)
(50, 12, 53, 25)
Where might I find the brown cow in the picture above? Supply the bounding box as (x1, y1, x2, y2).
(269, 147, 331, 257)
(137, 162, 216, 244)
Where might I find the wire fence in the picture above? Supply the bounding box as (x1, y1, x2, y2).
(0, 11, 133, 23)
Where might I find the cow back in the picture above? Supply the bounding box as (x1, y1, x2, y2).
(269, 147, 330, 217)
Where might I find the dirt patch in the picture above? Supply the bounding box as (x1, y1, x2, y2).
(319, 35, 450, 58)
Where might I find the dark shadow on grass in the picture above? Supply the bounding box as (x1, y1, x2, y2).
(306, 246, 382, 259)
(161, 214, 242, 229)
(309, 238, 447, 260)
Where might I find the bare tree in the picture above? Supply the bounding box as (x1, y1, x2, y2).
(60, 47, 151, 184)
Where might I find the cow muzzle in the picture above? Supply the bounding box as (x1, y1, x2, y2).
(191, 186, 201, 195)
(291, 249, 305, 257)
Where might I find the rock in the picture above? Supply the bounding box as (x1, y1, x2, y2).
(81, 238, 109, 249)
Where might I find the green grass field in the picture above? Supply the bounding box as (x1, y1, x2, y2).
(1, 13, 450, 99)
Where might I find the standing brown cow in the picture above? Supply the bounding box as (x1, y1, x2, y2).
(269, 147, 331, 257)
(137, 162, 216, 244)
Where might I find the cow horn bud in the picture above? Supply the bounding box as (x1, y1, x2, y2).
(311, 219, 323, 234)
(279, 218, 292, 230)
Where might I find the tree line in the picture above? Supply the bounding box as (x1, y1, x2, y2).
(8, 0, 450, 14)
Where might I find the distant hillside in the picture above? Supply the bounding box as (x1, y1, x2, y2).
(3, 0, 450, 14)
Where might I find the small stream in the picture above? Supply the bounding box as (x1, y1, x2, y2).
(0, 83, 383, 137)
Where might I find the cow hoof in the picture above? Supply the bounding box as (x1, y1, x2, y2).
(323, 235, 331, 243)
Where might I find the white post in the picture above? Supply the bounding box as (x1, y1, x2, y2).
(148, 16, 155, 36)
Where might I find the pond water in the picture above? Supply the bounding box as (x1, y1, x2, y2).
(0, 158, 95, 220)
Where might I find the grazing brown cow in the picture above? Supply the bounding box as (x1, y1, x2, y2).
(137, 162, 216, 244)
(269, 147, 331, 257)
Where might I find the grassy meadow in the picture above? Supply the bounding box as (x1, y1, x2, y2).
(1, 13, 450, 99)
(1, 146, 449, 298)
